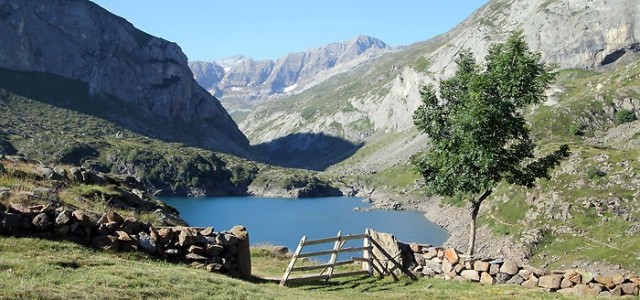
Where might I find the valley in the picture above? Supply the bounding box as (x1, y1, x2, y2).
(1, 0, 640, 298)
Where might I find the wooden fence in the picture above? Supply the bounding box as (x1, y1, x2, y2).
(280, 228, 416, 286)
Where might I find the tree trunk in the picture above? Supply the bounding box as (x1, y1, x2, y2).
(466, 189, 492, 256)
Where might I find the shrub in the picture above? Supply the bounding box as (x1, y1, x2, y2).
(586, 165, 606, 179)
(568, 123, 585, 136)
(615, 109, 636, 125)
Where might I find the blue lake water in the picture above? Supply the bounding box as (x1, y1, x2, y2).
(162, 196, 448, 255)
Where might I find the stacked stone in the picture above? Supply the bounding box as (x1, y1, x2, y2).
(0, 203, 251, 278)
(407, 245, 639, 297)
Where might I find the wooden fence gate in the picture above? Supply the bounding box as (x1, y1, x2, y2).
(280, 228, 416, 286)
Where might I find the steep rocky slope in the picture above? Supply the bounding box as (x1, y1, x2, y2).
(189, 36, 392, 114)
(0, 0, 250, 156)
(239, 0, 640, 171)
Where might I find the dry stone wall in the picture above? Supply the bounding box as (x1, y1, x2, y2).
(401, 243, 639, 297)
(0, 203, 251, 278)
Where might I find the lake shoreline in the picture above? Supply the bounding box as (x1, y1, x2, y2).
(363, 190, 529, 264)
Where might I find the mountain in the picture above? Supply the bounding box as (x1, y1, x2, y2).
(188, 36, 393, 114)
(0, 0, 250, 156)
(238, 0, 640, 171)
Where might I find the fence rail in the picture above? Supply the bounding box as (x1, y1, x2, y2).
(280, 230, 375, 286)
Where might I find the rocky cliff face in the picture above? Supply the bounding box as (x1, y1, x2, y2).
(189, 36, 392, 112)
(238, 0, 640, 171)
(0, 0, 250, 155)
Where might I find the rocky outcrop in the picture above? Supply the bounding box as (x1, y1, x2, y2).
(395, 243, 639, 297)
(0, 204, 251, 278)
(189, 36, 392, 111)
(0, 0, 250, 155)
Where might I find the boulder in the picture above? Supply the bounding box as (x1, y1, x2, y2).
(620, 282, 639, 295)
(495, 272, 512, 284)
(610, 285, 622, 297)
(69, 167, 83, 182)
(206, 244, 224, 257)
(460, 270, 480, 281)
(158, 228, 174, 244)
(72, 210, 90, 222)
(272, 245, 289, 257)
(216, 233, 238, 246)
(560, 278, 574, 289)
(178, 227, 198, 247)
(115, 230, 132, 241)
(521, 277, 539, 289)
(473, 261, 490, 272)
(9, 202, 33, 215)
(92, 235, 119, 250)
(188, 245, 204, 255)
(31, 213, 52, 231)
(453, 263, 465, 274)
(577, 270, 594, 284)
(564, 269, 582, 284)
(409, 243, 423, 253)
(199, 227, 215, 236)
(612, 274, 626, 285)
(423, 247, 438, 259)
(442, 258, 453, 274)
(137, 232, 157, 253)
(53, 166, 67, 179)
(518, 269, 533, 280)
(589, 283, 604, 293)
(107, 211, 124, 225)
(55, 210, 71, 225)
(594, 275, 614, 289)
(480, 272, 495, 285)
(558, 284, 599, 297)
(0, 212, 24, 233)
(444, 248, 459, 264)
(500, 260, 519, 275)
(424, 260, 443, 274)
(489, 263, 500, 275)
(186, 253, 208, 261)
(122, 217, 144, 234)
(538, 274, 563, 289)
(368, 229, 404, 276)
(506, 275, 525, 285)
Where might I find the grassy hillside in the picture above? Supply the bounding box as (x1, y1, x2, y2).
(345, 59, 640, 273)
(0, 78, 337, 197)
(0, 237, 573, 299)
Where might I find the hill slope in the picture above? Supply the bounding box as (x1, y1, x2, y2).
(238, 0, 640, 171)
(0, 0, 250, 156)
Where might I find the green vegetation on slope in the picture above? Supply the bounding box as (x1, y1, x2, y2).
(0, 79, 337, 197)
(0, 237, 573, 299)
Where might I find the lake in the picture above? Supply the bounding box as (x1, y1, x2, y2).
(162, 196, 448, 254)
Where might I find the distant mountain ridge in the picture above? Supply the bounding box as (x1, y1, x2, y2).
(236, 0, 640, 170)
(0, 0, 251, 156)
(189, 36, 393, 112)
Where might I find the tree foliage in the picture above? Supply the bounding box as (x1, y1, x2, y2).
(411, 31, 570, 254)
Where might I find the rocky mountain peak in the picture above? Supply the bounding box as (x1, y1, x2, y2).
(0, 0, 250, 155)
(189, 35, 393, 113)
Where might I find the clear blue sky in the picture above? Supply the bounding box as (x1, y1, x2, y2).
(90, 1, 489, 61)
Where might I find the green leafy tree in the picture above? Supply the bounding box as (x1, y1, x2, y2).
(411, 32, 570, 255)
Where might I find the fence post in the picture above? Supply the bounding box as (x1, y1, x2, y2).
(363, 228, 373, 276)
(326, 230, 342, 279)
(280, 235, 306, 286)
